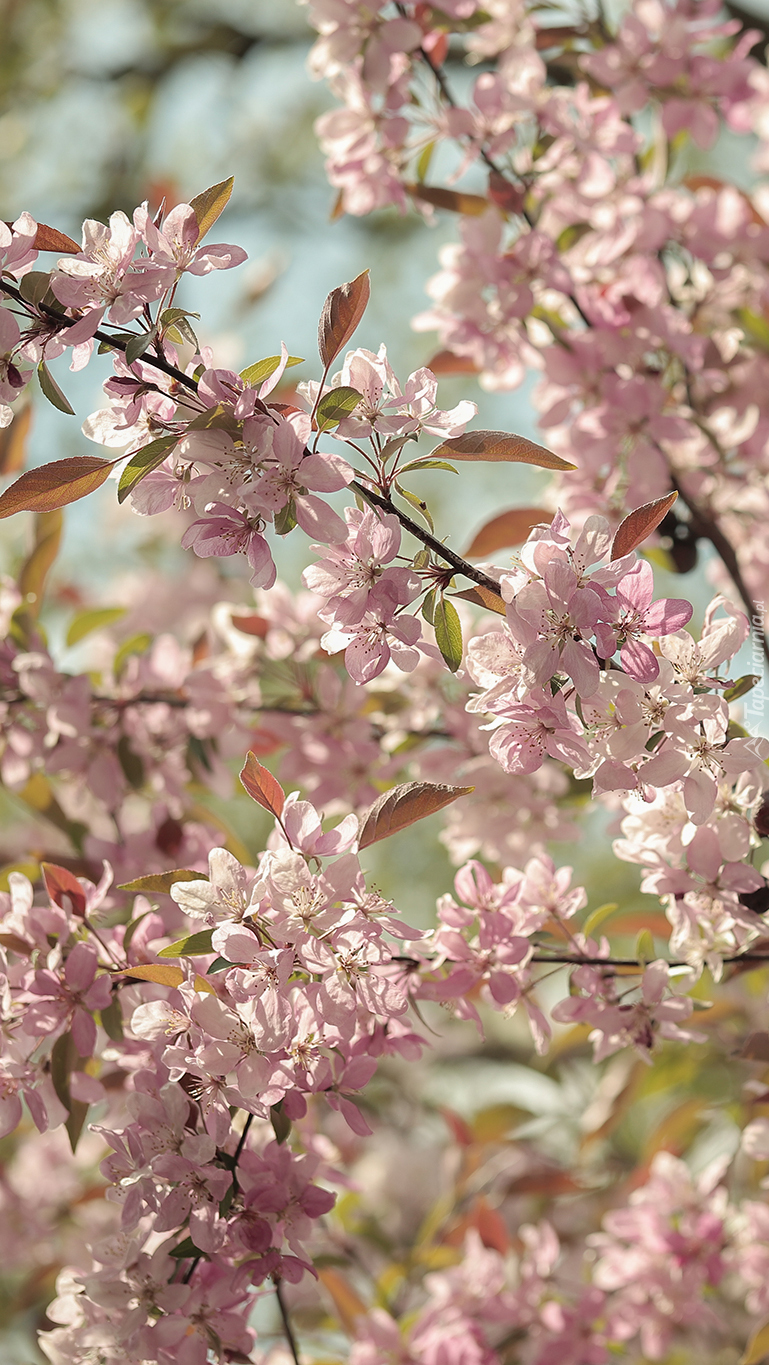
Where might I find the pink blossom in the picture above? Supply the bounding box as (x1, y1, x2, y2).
(181, 502, 277, 588)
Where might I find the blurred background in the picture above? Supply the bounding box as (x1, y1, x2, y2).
(2, 3, 769, 1359)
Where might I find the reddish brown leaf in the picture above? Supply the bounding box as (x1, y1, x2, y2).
(230, 613, 269, 638)
(4, 222, 80, 253)
(317, 1268, 367, 1335)
(188, 176, 234, 243)
(611, 491, 678, 561)
(405, 183, 489, 216)
(684, 174, 766, 227)
(535, 24, 582, 48)
(453, 585, 507, 617)
(0, 456, 114, 519)
(41, 862, 86, 916)
(464, 507, 551, 558)
(118, 869, 206, 894)
(358, 781, 473, 849)
(318, 271, 371, 368)
(471, 1197, 512, 1255)
(740, 1031, 769, 1061)
(117, 963, 214, 993)
(240, 751, 285, 818)
(487, 172, 525, 215)
(0, 932, 34, 955)
(440, 1106, 475, 1147)
(427, 349, 479, 376)
(0, 403, 32, 475)
(430, 429, 576, 471)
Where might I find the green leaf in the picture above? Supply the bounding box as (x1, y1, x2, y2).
(725, 674, 761, 702)
(240, 355, 305, 386)
(274, 499, 297, 535)
(124, 331, 154, 366)
(738, 308, 769, 352)
(635, 929, 655, 965)
(118, 868, 207, 894)
(394, 481, 433, 530)
(160, 307, 200, 325)
(37, 359, 75, 415)
(169, 1235, 209, 1260)
(66, 606, 126, 647)
(158, 928, 215, 959)
(0, 456, 113, 519)
(380, 434, 416, 463)
(315, 386, 363, 432)
(100, 996, 124, 1041)
(122, 912, 151, 954)
(433, 596, 463, 672)
(207, 956, 234, 973)
(422, 589, 436, 626)
(189, 175, 234, 242)
(185, 403, 239, 435)
(51, 1032, 90, 1154)
(117, 734, 145, 789)
(397, 459, 458, 474)
(117, 436, 178, 504)
(582, 902, 619, 938)
(416, 140, 435, 183)
(270, 1100, 292, 1144)
(19, 271, 54, 307)
(113, 631, 153, 675)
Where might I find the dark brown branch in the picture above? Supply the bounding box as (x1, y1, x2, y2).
(669, 471, 769, 665)
(275, 1279, 301, 1365)
(532, 951, 769, 967)
(351, 478, 503, 594)
(0, 279, 200, 394)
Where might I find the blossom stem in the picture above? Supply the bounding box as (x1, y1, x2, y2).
(0, 280, 200, 394)
(668, 470, 769, 665)
(275, 1277, 302, 1365)
(350, 478, 503, 594)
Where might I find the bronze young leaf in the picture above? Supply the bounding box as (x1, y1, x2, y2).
(0, 456, 114, 519)
(430, 430, 576, 471)
(240, 751, 286, 818)
(611, 491, 679, 560)
(358, 781, 474, 849)
(318, 270, 371, 368)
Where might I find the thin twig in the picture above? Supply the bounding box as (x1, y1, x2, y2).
(0, 280, 200, 393)
(669, 471, 769, 665)
(351, 479, 503, 594)
(230, 1112, 253, 1196)
(275, 1278, 301, 1365)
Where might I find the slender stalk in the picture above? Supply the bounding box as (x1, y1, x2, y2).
(0, 280, 200, 394)
(669, 471, 769, 665)
(230, 1112, 253, 1196)
(275, 1278, 302, 1365)
(351, 478, 503, 595)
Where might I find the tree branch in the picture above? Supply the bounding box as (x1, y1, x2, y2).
(0, 280, 200, 393)
(275, 1278, 301, 1365)
(351, 478, 503, 595)
(668, 471, 769, 665)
